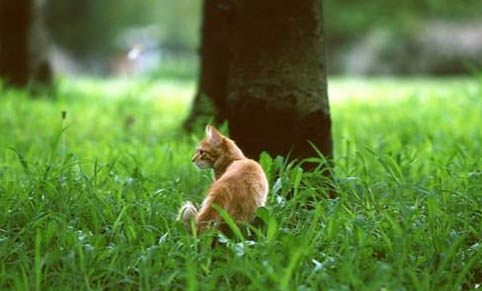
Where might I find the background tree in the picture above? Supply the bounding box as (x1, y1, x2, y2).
(227, 0, 332, 162)
(0, 0, 52, 88)
(186, 0, 333, 163)
(183, 0, 234, 130)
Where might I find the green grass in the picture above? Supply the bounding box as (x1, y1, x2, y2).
(0, 76, 481, 290)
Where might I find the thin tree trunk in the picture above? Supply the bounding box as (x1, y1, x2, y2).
(0, 0, 52, 88)
(184, 0, 234, 130)
(226, 0, 333, 164)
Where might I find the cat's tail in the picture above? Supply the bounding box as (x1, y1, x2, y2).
(178, 201, 198, 232)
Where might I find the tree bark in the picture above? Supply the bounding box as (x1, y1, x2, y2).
(0, 0, 52, 88)
(227, 0, 333, 163)
(184, 0, 234, 130)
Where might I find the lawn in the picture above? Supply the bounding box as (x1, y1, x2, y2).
(0, 76, 480, 290)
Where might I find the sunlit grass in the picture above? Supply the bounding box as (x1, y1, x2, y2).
(0, 76, 480, 290)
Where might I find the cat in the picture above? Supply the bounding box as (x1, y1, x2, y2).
(178, 125, 268, 234)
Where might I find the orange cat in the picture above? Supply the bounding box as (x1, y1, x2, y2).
(178, 125, 268, 234)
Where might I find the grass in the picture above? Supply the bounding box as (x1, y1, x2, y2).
(0, 76, 481, 290)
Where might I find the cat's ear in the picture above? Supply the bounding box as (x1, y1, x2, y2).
(206, 125, 222, 146)
(205, 125, 211, 137)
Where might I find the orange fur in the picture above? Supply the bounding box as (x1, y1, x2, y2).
(178, 125, 268, 234)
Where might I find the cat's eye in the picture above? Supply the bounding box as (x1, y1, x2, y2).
(198, 149, 204, 154)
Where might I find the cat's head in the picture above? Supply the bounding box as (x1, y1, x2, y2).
(192, 125, 243, 169)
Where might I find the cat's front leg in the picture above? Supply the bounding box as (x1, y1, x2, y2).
(178, 201, 198, 233)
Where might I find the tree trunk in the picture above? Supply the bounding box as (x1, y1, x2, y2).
(226, 0, 333, 163)
(184, 0, 234, 131)
(0, 0, 52, 88)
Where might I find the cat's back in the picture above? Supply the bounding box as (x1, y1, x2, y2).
(224, 158, 267, 186)
(212, 158, 268, 205)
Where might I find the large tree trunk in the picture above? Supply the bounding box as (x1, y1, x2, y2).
(0, 0, 52, 88)
(184, 0, 234, 130)
(227, 0, 333, 163)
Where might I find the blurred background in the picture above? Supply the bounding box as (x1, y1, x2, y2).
(45, 0, 200, 78)
(44, 0, 482, 78)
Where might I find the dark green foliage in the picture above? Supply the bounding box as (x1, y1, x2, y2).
(324, 0, 482, 40)
(45, 0, 201, 59)
(45, 0, 150, 58)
